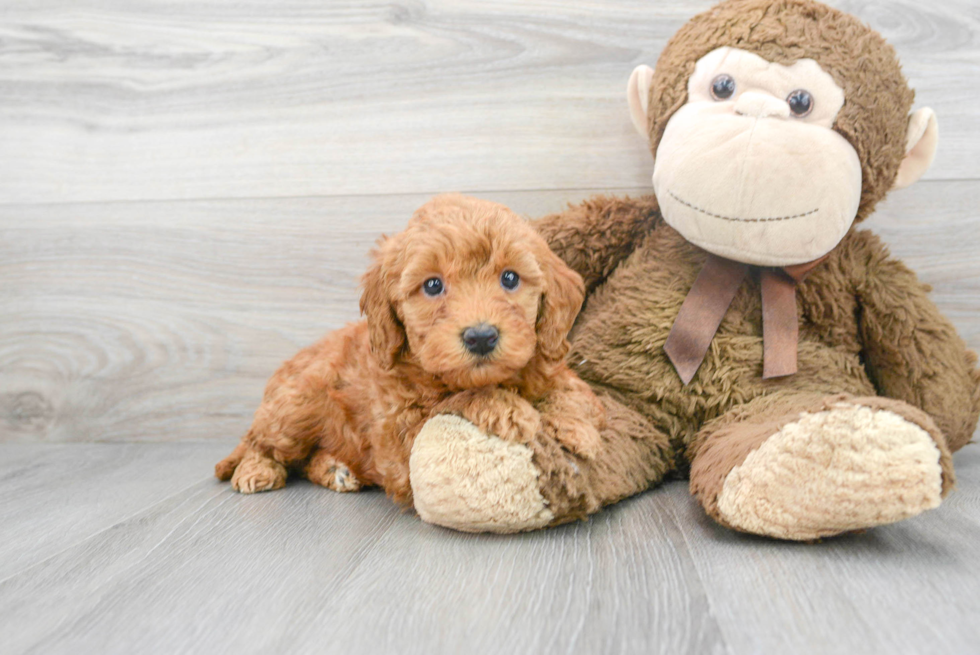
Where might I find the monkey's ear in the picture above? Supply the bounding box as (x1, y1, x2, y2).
(627, 65, 655, 141)
(892, 108, 938, 190)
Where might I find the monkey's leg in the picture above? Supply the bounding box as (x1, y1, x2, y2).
(534, 390, 676, 528)
(409, 391, 675, 533)
(689, 393, 955, 541)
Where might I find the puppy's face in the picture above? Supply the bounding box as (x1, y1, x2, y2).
(361, 195, 584, 389)
(397, 224, 543, 389)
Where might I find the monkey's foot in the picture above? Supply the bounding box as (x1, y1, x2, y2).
(691, 397, 954, 541)
(409, 415, 554, 533)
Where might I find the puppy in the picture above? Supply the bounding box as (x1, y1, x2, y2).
(215, 194, 604, 506)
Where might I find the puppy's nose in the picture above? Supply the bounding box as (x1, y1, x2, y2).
(462, 324, 499, 356)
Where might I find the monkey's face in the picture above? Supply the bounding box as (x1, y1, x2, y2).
(652, 47, 862, 267)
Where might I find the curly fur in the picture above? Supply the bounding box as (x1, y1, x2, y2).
(215, 194, 603, 506)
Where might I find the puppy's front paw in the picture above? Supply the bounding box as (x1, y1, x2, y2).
(438, 388, 541, 445)
(549, 420, 602, 460)
(231, 453, 287, 494)
(409, 414, 553, 533)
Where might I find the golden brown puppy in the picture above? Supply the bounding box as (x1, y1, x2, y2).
(216, 194, 604, 507)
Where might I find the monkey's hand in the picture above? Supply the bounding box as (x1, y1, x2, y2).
(532, 194, 661, 293)
(853, 232, 980, 452)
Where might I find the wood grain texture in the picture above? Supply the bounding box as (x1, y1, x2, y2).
(1, 1, 979, 653)
(2, 182, 978, 443)
(0, 442, 725, 655)
(0, 441, 230, 580)
(668, 445, 980, 655)
(0, 0, 977, 204)
(310, 491, 725, 655)
(1, 441, 978, 655)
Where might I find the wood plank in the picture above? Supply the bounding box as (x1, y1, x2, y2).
(2, 181, 978, 443)
(2, 441, 977, 654)
(0, 473, 402, 655)
(0, 0, 976, 204)
(668, 446, 980, 655)
(0, 441, 231, 580)
(0, 443, 726, 655)
(303, 493, 726, 655)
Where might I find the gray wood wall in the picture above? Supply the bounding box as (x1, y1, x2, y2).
(2, 0, 978, 444)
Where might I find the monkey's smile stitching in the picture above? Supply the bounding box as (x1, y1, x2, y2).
(668, 190, 819, 223)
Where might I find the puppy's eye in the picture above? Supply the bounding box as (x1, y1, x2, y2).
(710, 74, 735, 100)
(500, 270, 520, 291)
(422, 277, 444, 297)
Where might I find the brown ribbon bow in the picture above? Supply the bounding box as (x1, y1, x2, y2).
(663, 253, 827, 385)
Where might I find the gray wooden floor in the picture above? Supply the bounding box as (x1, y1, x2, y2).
(2, 443, 979, 654)
(2, 1, 980, 654)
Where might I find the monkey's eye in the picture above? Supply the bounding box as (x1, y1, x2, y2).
(422, 277, 444, 297)
(710, 74, 736, 100)
(787, 89, 813, 117)
(500, 270, 520, 291)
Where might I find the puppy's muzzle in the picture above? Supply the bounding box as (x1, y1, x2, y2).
(462, 324, 499, 356)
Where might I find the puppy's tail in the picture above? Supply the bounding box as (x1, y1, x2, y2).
(215, 441, 248, 480)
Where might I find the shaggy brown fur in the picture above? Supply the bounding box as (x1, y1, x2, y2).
(528, 196, 980, 532)
(216, 195, 604, 505)
(515, 0, 980, 535)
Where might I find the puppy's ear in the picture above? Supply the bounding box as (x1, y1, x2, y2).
(535, 245, 585, 363)
(360, 237, 406, 370)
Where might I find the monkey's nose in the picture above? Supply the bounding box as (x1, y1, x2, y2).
(462, 324, 499, 356)
(734, 91, 790, 119)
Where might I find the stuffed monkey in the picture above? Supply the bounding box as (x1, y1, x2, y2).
(407, 0, 980, 539)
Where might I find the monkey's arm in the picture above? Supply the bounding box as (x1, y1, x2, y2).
(532, 194, 662, 292)
(852, 232, 980, 451)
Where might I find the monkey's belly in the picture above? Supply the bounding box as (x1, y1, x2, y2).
(567, 258, 874, 442)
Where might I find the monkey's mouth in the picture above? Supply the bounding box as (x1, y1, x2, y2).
(667, 190, 819, 223)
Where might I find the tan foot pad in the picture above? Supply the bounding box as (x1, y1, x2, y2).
(717, 403, 944, 540)
(409, 415, 553, 533)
